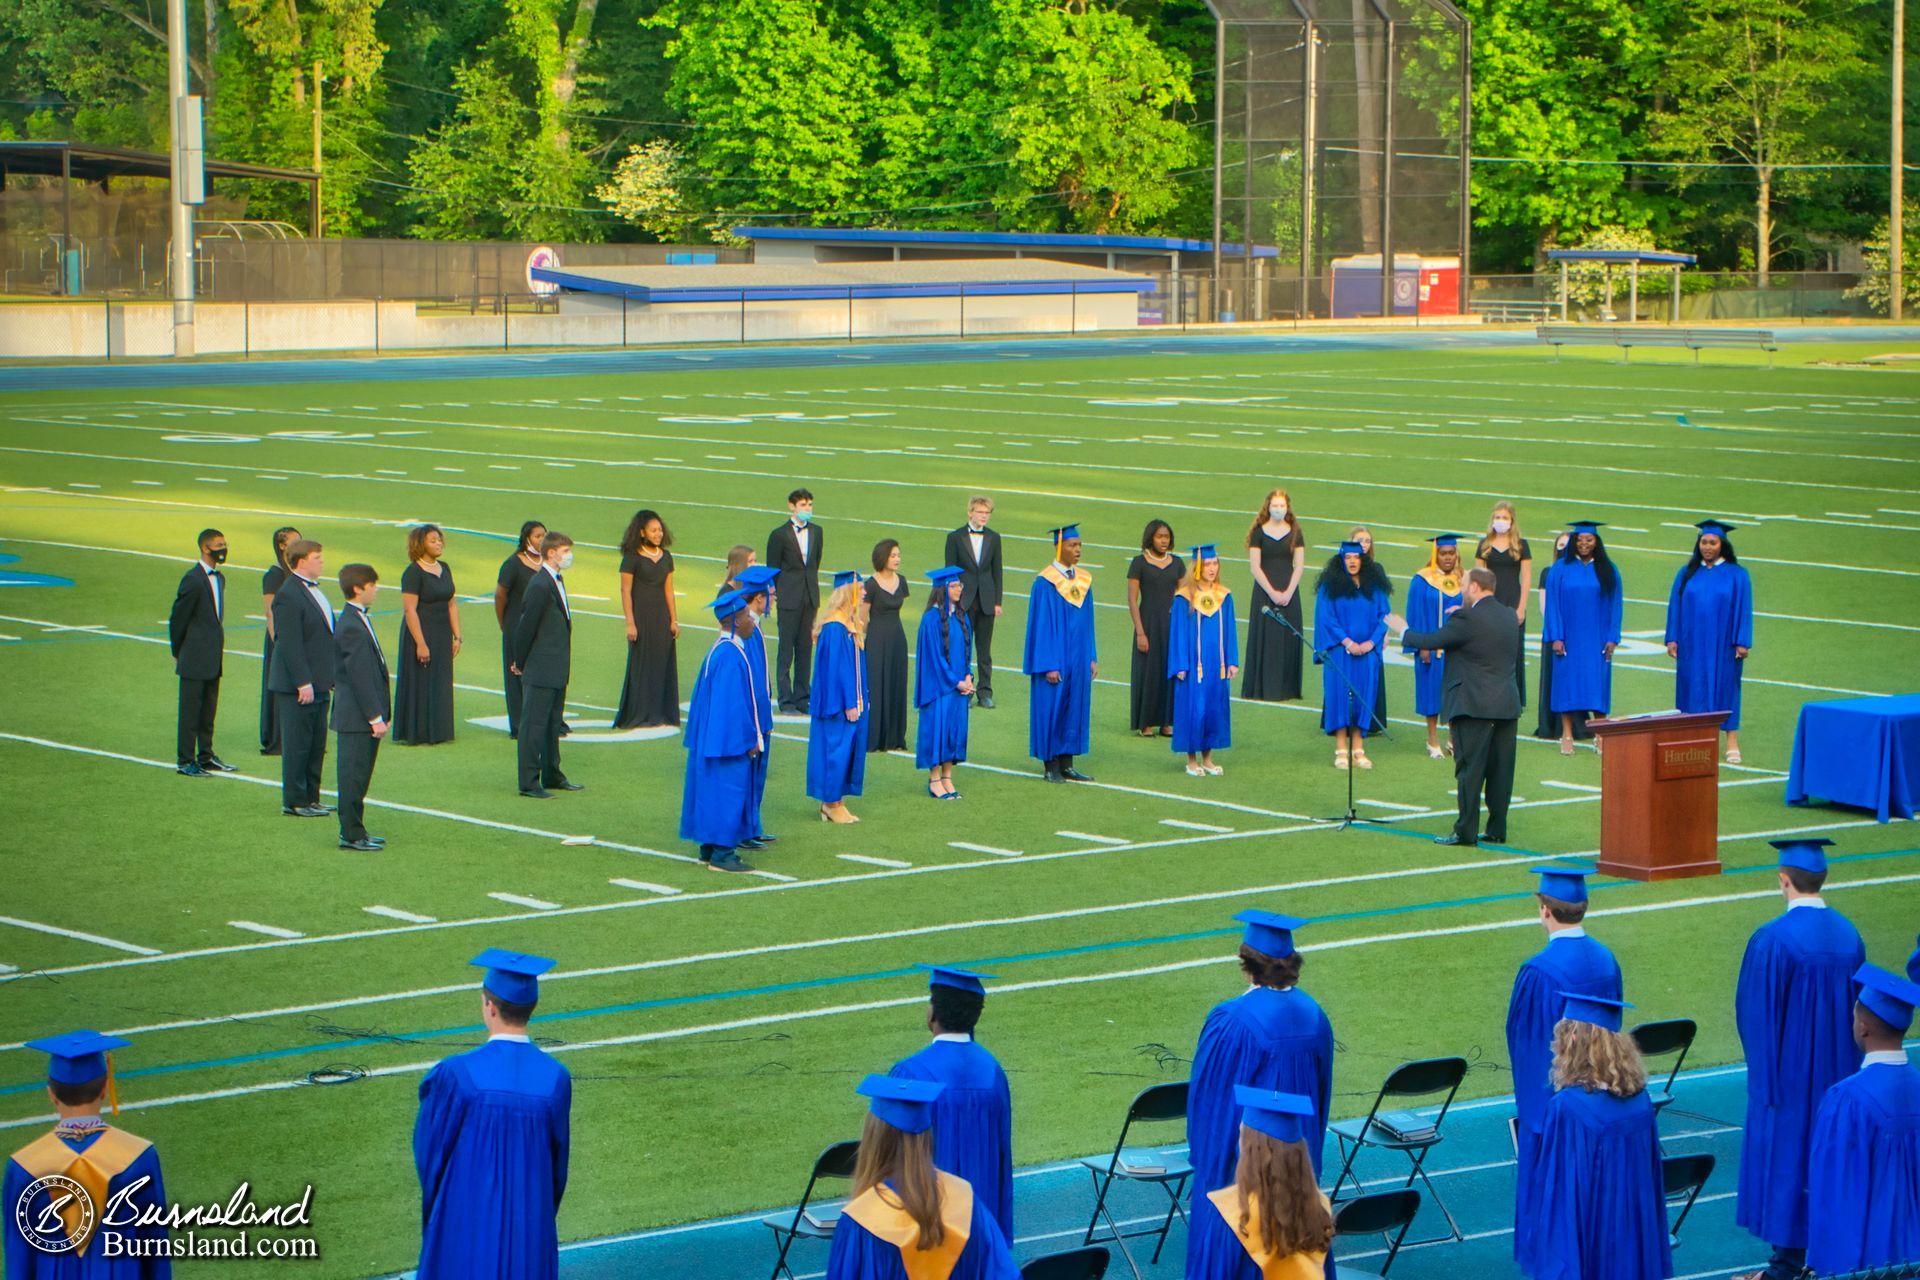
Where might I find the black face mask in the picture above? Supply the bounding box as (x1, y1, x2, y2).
(208, 547, 228, 564)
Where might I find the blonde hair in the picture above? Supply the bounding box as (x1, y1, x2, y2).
(720, 544, 754, 590)
(1550, 1019, 1648, 1098)
(1234, 1126, 1333, 1258)
(814, 582, 867, 644)
(1348, 525, 1373, 555)
(850, 1113, 945, 1250)
(1477, 502, 1523, 561)
(1247, 488, 1302, 549)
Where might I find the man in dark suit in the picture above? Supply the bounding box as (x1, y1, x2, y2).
(765, 488, 822, 712)
(1390, 567, 1522, 847)
(511, 531, 584, 798)
(332, 564, 391, 851)
(267, 539, 336, 817)
(943, 495, 1003, 709)
(170, 528, 232, 776)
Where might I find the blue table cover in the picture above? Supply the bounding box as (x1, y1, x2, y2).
(1786, 694, 1920, 822)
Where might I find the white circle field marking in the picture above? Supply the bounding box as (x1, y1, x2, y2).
(465, 715, 677, 743)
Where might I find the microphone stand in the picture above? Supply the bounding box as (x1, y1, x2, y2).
(1263, 603, 1393, 830)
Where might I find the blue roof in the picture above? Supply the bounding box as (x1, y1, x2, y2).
(1544, 249, 1697, 266)
(734, 226, 1280, 259)
(530, 266, 1156, 304)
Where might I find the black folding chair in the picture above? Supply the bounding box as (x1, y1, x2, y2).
(1332, 1188, 1422, 1280)
(1631, 1019, 1697, 1118)
(1020, 1245, 1111, 1280)
(1661, 1152, 1714, 1248)
(762, 1139, 860, 1280)
(1078, 1081, 1192, 1280)
(1326, 1056, 1469, 1245)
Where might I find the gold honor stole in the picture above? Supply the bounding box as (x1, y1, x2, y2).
(843, 1172, 974, 1280)
(1417, 567, 1462, 597)
(1204, 1187, 1330, 1280)
(1039, 565, 1093, 607)
(1185, 586, 1231, 677)
(12, 1127, 152, 1256)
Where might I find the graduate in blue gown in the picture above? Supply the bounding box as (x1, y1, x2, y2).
(1664, 519, 1753, 764)
(826, 1076, 1019, 1280)
(1405, 534, 1466, 759)
(1525, 993, 1672, 1280)
(415, 950, 571, 1280)
(808, 571, 868, 821)
(735, 565, 782, 847)
(1186, 1089, 1333, 1280)
(1167, 544, 1239, 776)
(1507, 866, 1622, 1274)
(679, 590, 765, 873)
(5, 1031, 170, 1278)
(915, 567, 974, 799)
(1023, 524, 1098, 784)
(889, 966, 1013, 1236)
(1805, 963, 1920, 1275)
(1313, 541, 1390, 770)
(1733, 837, 1865, 1280)
(1188, 911, 1335, 1213)
(1542, 521, 1622, 752)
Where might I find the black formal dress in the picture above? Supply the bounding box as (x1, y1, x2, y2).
(170, 561, 225, 768)
(513, 568, 573, 792)
(259, 563, 287, 754)
(497, 553, 538, 738)
(267, 574, 336, 811)
(614, 549, 680, 728)
(1403, 596, 1523, 845)
(394, 561, 457, 745)
(1241, 528, 1303, 702)
(332, 602, 392, 844)
(863, 574, 910, 752)
(767, 519, 823, 711)
(944, 524, 1003, 699)
(1479, 537, 1532, 709)
(1533, 559, 1593, 741)
(1127, 553, 1183, 731)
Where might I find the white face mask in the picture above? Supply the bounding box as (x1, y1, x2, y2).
(1269, 504, 1288, 520)
(556, 551, 574, 572)
(1492, 518, 1512, 534)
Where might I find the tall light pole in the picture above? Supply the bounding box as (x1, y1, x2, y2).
(167, 0, 203, 356)
(1894, 0, 1905, 321)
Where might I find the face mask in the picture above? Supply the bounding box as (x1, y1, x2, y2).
(208, 547, 227, 564)
(1492, 518, 1512, 534)
(793, 511, 811, 527)
(556, 551, 575, 571)
(1269, 504, 1287, 520)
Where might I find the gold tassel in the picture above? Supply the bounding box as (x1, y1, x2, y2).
(105, 1051, 118, 1116)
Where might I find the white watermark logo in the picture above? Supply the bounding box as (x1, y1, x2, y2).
(14, 1176, 319, 1260)
(12, 1173, 95, 1254)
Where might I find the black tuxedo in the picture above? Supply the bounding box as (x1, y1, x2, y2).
(169, 562, 225, 766)
(331, 603, 391, 842)
(512, 568, 573, 791)
(766, 520, 823, 710)
(1404, 595, 1522, 843)
(267, 575, 336, 809)
(944, 525, 1004, 695)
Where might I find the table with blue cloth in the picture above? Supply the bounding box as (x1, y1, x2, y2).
(1786, 694, 1920, 822)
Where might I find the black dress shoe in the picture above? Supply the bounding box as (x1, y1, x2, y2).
(976, 692, 995, 709)
(260, 747, 281, 757)
(200, 756, 238, 773)
(738, 837, 767, 851)
(1480, 833, 1507, 845)
(311, 804, 334, 816)
(551, 779, 585, 792)
(1433, 833, 1476, 846)
(178, 762, 209, 777)
(338, 838, 380, 852)
(1044, 766, 1065, 783)
(709, 851, 755, 873)
(754, 832, 778, 844)
(1060, 767, 1095, 782)
(520, 787, 553, 799)
(366, 836, 387, 847)
(283, 804, 328, 817)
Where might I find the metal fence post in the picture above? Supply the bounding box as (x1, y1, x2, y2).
(103, 296, 111, 360)
(503, 294, 509, 350)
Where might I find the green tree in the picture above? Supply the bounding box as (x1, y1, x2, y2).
(1845, 201, 1920, 314)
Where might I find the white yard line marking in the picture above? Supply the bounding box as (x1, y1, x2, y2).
(228, 921, 303, 939)
(837, 854, 913, 869)
(1356, 799, 1430, 813)
(1539, 780, 1604, 794)
(948, 841, 1025, 858)
(0, 916, 160, 956)
(609, 879, 682, 896)
(363, 906, 436, 924)
(1055, 830, 1131, 846)
(487, 892, 560, 910)
(1160, 819, 1233, 833)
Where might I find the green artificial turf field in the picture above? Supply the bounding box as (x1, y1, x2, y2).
(1, 336, 1916, 1277)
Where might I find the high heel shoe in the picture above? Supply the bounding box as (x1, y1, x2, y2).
(1559, 738, 1575, 756)
(1427, 742, 1445, 760)
(1334, 749, 1350, 770)
(1353, 750, 1373, 770)
(927, 783, 940, 798)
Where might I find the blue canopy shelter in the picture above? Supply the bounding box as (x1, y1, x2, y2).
(1545, 248, 1698, 323)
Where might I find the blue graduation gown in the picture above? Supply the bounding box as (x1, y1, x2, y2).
(1734, 904, 1865, 1248)
(1507, 932, 1622, 1271)
(4, 1129, 170, 1278)
(915, 604, 972, 769)
(414, 1038, 572, 1280)
(747, 618, 774, 836)
(1542, 559, 1622, 716)
(1022, 569, 1096, 760)
(1313, 584, 1389, 734)
(890, 1038, 1014, 1237)
(1404, 572, 1462, 718)
(1186, 1186, 1331, 1280)
(823, 1182, 1019, 1280)
(1664, 561, 1752, 731)
(1526, 1087, 1672, 1280)
(1188, 987, 1335, 1204)
(680, 635, 763, 849)
(807, 621, 867, 803)
(1167, 591, 1238, 754)
(1805, 1057, 1920, 1274)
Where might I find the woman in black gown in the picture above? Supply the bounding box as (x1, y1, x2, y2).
(394, 523, 461, 745)
(1127, 519, 1183, 735)
(863, 539, 910, 752)
(258, 525, 299, 756)
(614, 509, 680, 728)
(494, 520, 545, 739)
(1242, 488, 1306, 702)
(1475, 500, 1533, 710)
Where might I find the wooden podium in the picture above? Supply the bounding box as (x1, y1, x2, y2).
(1587, 711, 1728, 882)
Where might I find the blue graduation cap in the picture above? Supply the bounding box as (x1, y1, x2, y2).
(1694, 520, 1737, 538)
(1855, 963, 1920, 1034)
(857, 1074, 945, 1134)
(1568, 521, 1606, 536)
(25, 1030, 129, 1086)
(925, 565, 964, 586)
(1560, 992, 1634, 1033)
(735, 565, 779, 589)
(712, 589, 750, 622)
(1234, 909, 1306, 958)
(1338, 540, 1366, 557)
(1048, 524, 1082, 542)
(918, 963, 993, 995)
(470, 948, 556, 1005)
(1234, 1086, 1315, 1143)
(832, 570, 861, 590)
(1428, 533, 1463, 549)
(1771, 837, 1834, 874)
(1532, 863, 1597, 904)
(1189, 544, 1219, 562)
